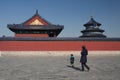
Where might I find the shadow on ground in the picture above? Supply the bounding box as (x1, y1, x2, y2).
(66, 65, 82, 71)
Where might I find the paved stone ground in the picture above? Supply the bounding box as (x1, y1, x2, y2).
(0, 52, 120, 80)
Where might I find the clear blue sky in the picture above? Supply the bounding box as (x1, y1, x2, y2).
(0, 0, 120, 37)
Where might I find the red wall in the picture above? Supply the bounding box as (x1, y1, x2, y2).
(15, 34, 49, 37)
(0, 41, 120, 51)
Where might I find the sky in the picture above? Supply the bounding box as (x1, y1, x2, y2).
(0, 0, 120, 37)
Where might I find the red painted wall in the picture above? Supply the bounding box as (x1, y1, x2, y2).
(0, 41, 120, 51)
(15, 34, 49, 37)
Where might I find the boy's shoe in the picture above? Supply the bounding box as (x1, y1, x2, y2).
(72, 65, 74, 67)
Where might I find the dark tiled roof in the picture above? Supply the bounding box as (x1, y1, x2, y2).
(0, 37, 120, 41)
(84, 17, 101, 27)
(81, 28, 104, 33)
(7, 24, 64, 36)
(80, 34, 106, 38)
(7, 24, 64, 30)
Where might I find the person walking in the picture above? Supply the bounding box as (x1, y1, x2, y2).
(80, 46, 90, 71)
(70, 54, 74, 67)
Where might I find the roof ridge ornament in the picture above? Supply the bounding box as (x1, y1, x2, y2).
(91, 16, 93, 18)
(36, 9, 38, 15)
(91, 16, 94, 20)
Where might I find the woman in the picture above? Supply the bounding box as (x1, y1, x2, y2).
(80, 46, 90, 71)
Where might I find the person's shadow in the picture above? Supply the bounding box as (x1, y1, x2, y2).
(66, 65, 82, 71)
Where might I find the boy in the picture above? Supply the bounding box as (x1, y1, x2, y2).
(70, 54, 74, 67)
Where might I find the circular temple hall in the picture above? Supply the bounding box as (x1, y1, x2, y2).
(80, 16, 106, 38)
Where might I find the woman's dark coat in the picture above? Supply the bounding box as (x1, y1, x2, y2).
(80, 48, 88, 63)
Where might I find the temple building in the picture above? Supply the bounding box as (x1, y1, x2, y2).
(7, 10, 64, 37)
(80, 16, 106, 38)
(0, 11, 120, 51)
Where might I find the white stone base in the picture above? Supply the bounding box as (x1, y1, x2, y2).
(0, 51, 120, 57)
